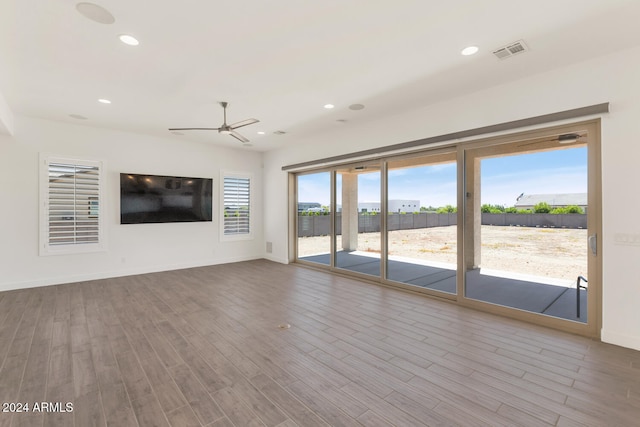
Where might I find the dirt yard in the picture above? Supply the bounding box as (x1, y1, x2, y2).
(297, 226, 588, 281)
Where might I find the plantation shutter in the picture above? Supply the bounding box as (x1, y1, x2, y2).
(47, 161, 101, 246)
(223, 176, 250, 235)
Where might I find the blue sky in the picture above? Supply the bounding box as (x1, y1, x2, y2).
(481, 147, 587, 206)
(297, 147, 587, 208)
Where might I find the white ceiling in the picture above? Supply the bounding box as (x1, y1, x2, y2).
(2, 0, 640, 151)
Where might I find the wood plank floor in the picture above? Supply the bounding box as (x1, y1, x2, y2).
(1, 259, 639, 426)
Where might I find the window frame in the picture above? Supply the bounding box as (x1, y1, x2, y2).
(220, 171, 253, 241)
(39, 154, 106, 256)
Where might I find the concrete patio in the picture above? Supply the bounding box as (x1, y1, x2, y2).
(300, 251, 587, 323)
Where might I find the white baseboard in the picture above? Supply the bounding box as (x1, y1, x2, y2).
(601, 329, 640, 352)
(0, 255, 264, 292)
(263, 254, 289, 264)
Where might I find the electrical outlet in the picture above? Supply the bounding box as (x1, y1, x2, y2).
(266, 242, 273, 253)
(613, 233, 640, 246)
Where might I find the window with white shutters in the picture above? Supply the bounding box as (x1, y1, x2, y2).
(40, 156, 105, 255)
(222, 173, 252, 239)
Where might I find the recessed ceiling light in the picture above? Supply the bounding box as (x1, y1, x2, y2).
(324, 104, 334, 109)
(349, 104, 365, 111)
(76, 2, 115, 24)
(171, 131, 184, 136)
(257, 131, 265, 135)
(98, 98, 111, 104)
(119, 34, 139, 46)
(69, 114, 88, 120)
(461, 46, 479, 56)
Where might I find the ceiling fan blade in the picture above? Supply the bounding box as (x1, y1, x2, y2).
(229, 118, 259, 130)
(229, 131, 249, 143)
(169, 104, 259, 138)
(168, 127, 220, 131)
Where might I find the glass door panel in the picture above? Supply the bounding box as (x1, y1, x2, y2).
(296, 172, 331, 265)
(464, 139, 590, 323)
(386, 154, 457, 294)
(335, 164, 381, 278)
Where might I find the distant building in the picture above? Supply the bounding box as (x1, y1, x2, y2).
(298, 202, 321, 212)
(358, 202, 381, 213)
(514, 193, 587, 213)
(388, 200, 420, 213)
(358, 200, 420, 213)
(298, 200, 421, 213)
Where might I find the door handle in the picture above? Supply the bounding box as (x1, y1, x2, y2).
(588, 234, 597, 256)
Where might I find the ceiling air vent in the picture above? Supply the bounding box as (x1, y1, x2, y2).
(493, 40, 528, 60)
(273, 130, 287, 135)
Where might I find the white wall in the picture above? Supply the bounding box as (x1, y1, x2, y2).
(263, 45, 640, 351)
(0, 116, 264, 290)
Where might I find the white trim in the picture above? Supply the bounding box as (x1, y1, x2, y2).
(601, 329, 640, 352)
(0, 255, 263, 293)
(264, 254, 289, 264)
(0, 89, 14, 136)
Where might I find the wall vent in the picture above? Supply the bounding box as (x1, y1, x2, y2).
(493, 40, 528, 60)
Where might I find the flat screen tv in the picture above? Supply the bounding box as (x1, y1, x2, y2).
(120, 173, 212, 224)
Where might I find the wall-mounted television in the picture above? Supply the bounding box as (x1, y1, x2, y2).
(120, 173, 212, 224)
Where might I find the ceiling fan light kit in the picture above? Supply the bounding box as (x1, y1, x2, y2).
(169, 102, 259, 143)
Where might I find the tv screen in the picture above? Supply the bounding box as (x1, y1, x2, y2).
(120, 173, 212, 224)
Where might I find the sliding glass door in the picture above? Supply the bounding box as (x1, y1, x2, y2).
(293, 121, 600, 336)
(463, 126, 599, 333)
(386, 153, 457, 295)
(334, 163, 381, 278)
(296, 171, 331, 265)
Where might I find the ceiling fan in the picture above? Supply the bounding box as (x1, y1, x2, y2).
(169, 102, 259, 143)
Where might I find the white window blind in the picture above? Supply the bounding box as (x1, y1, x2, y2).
(41, 157, 104, 254)
(223, 175, 251, 236)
